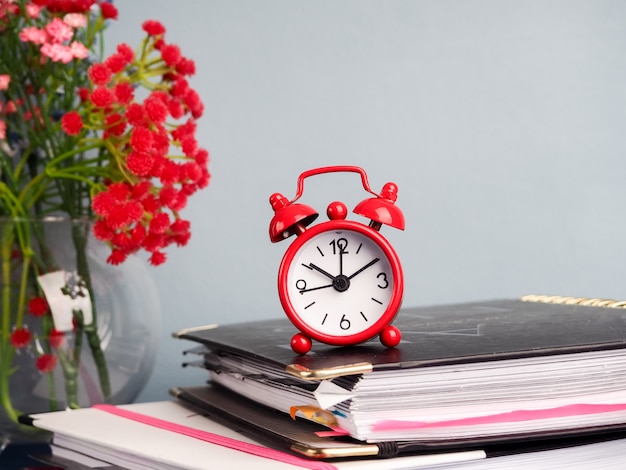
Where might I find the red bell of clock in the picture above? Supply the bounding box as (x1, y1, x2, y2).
(269, 166, 405, 354)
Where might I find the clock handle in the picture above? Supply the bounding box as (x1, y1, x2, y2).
(291, 165, 379, 203)
(291, 166, 404, 231)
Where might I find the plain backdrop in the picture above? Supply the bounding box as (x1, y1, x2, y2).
(102, 0, 626, 403)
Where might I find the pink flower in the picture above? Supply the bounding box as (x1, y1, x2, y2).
(41, 43, 74, 63)
(70, 41, 89, 59)
(63, 13, 87, 28)
(19, 26, 47, 45)
(0, 120, 6, 140)
(26, 4, 42, 18)
(0, 74, 9, 90)
(45, 17, 73, 43)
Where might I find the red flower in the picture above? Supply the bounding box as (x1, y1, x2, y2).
(194, 148, 209, 165)
(183, 88, 203, 118)
(141, 195, 160, 213)
(77, 87, 90, 102)
(125, 103, 146, 126)
(142, 20, 166, 36)
(149, 251, 166, 266)
(176, 57, 196, 77)
(130, 126, 154, 153)
(180, 136, 198, 157)
(159, 159, 181, 184)
(159, 185, 178, 208)
(113, 82, 134, 104)
(126, 151, 154, 177)
(130, 181, 152, 199)
(90, 87, 116, 108)
(88, 63, 112, 86)
(99, 1, 118, 19)
(149, 212, 170, 234)
(116, 43, 134, 64)
(145, 95, 169, 124)
(44, 0, 95, 13)
(108, 181, 130, 200)
(130, 224, 147, 246)
(106, 201, 143, 230)
(107, 249, 128, 265)
(171, 119, 196, 141)
(168, 99, 184, 119)
(170, 191, 187, 211)
(10, 328, 31, 348)
(160, 43, 181, 66)
(61, 111, 83, 135)
(93, 218, 113, 241)
(104, 53, 127, 73)
(92, 190, 116, 216)
(48, 329, 65, 348)
(170, 78, 189, 98)
(36, 354, 57, 373)
(28, 297, 49, 316)
(104, 113, 127, 138)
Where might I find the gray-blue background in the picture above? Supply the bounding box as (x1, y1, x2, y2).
(104, 1, 626, 402)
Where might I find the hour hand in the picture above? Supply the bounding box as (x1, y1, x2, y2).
(304, 263, 336, 281)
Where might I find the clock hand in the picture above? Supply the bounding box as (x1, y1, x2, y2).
(305, 263, 337, 281)
(347, 258, 380, 280)
(339, 247, 344, 276)
(298, 283, 334, 294)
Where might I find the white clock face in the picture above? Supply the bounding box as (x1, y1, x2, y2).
(285, 228, 395, 339)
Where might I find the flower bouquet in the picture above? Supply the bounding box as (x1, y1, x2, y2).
(0, 0, 209, 432)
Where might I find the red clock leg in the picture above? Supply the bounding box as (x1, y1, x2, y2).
(291, 333, 313, 354)
(380, 325, 401, 348)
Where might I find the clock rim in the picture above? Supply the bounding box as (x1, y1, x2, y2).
(277, 219, 403, 346)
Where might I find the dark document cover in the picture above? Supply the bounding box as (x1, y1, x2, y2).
(176, 297, 626, 375)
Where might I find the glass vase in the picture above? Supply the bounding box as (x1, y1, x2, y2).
(0, 216, 160, 453)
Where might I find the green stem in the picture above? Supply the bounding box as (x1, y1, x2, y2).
(0, 222, 19, 423)
(72, 223, 111, 401)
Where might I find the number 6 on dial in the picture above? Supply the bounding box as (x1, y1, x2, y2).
(268, 166, 405, 354)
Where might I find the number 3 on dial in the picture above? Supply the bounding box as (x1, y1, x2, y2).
(278, 219, 403, 350)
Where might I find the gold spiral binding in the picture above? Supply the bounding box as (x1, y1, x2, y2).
(521, 294, 626, 309)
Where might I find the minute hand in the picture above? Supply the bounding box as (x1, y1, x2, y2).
(347, 258, 380, 280)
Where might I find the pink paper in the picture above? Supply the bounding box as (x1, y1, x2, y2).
(94, 404, 337, 470)
(374, 403, 626, 432)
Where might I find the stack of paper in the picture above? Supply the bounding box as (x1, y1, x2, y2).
(176, 297, 626, 452)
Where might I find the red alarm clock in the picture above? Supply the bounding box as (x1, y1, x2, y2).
(268, 166, 405, 354)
